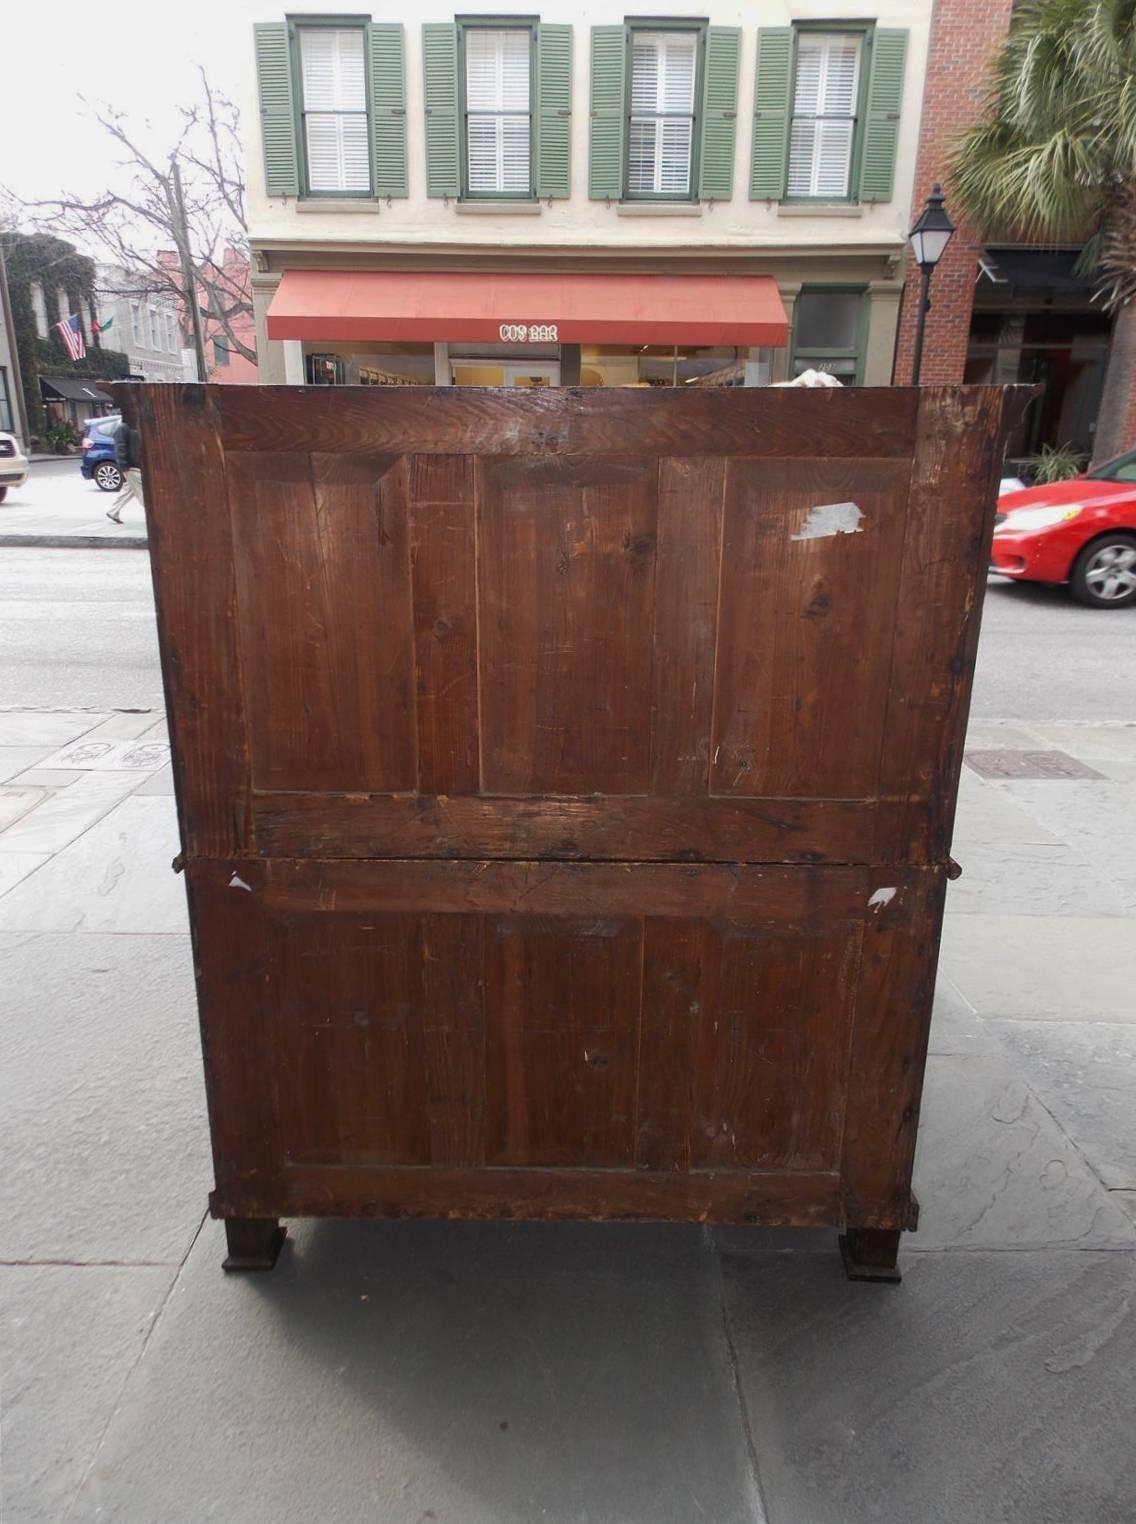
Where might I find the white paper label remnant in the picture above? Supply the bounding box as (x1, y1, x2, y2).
(791, 501, 864, 541)
(868, 887, 897, 911)
(228, 872, 253, 892)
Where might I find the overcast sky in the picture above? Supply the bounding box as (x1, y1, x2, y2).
(1, 0, 264, 205)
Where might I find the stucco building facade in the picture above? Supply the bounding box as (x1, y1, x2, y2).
(244, 2, 935, 391)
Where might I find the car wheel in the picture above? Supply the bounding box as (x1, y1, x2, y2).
(1070, 533, 1136, 608)
(93, 461, 123, 492)
(0, 486, 7, 503)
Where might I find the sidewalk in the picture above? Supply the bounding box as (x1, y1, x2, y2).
(1, 707, 1134, 1523)
(0, 462, 148, 549)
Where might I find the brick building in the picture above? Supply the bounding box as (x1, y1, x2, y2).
(896, 0, 1124, 469)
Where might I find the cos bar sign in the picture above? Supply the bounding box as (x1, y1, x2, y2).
(499, 323, 559, 343)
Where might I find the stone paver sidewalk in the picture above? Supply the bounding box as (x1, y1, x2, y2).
(1, 707, 1134, 1523)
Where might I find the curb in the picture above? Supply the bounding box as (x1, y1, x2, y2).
(0, 534, 149, 550)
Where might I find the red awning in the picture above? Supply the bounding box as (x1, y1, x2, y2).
(266, 270, 788, 347)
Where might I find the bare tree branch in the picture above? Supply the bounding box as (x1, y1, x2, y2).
(6, 78, 257, 368)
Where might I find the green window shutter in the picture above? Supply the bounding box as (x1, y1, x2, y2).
(699, 27, 740, 201)
(749, 28, 792, 201)
(367, 23, 407, 198)
(254, 22, 299, 197)
(422, 23, 459, 198)
(859, 29, 908, 203)
(536, 24, 573, 199)
(589, 26, 626, 200)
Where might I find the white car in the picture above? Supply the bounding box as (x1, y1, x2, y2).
(0, 431, 29, 502)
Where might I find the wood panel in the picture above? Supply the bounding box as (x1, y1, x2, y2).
(651, 458, 725, 795)
(218, 383, 920, 460)
(637, 919, 860, 1173)
(875, 387, 1009, 862)
(218, 1164, 844, 1225)
(478, 456, 658, 794)
(268, 911, 485, 1168)
(127, 385, 252, 856)
(409, 454, 481, 794)
(485, 915, 641, 1166)
(228, 451, 417, 792)
(253, 792, 886, 863)
(711, 458, 910, 799)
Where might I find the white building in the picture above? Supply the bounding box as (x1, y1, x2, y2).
(94, 266, 186, 383)
(245, 2, 933, 388)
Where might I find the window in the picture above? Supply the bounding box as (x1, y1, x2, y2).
(791, 289, 865, 382)
(213, 338, 231, 369)
(149, 307, 161, 351)
(30, 283, 49, 339)
(462, 27, 533, 196)
(298, 25, 370, 193)
(627, 29, 699, 198)
(165, 311, 177, 352)
(787, 32, 862, 199)
(130, 303, 144, 346)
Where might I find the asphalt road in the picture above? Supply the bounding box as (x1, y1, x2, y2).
(1, 462, 1134, 719)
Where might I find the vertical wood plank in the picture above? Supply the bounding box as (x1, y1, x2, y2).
(416, 913, 486, 1166)
(711, 458, 910, 799)
(875, 388, 1007, 863)
(484, 915, 641, 1165)
(478, 457, 659, 794)
(228, 451, 417, 793)
(651, 459, 724, 796)
(410, 455, 481, 794)
(636, 919, 704, 1170)
(840, 868, 944, 1229)
(131, 385, 252, 857)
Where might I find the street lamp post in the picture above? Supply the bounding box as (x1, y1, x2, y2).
(908, 183, 956, 384)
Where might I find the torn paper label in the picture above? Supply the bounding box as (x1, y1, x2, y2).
(228, 872, 253, 892)
(791, 502, 864, 541)
(868, 887, 897, 911)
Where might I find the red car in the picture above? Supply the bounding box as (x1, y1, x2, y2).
(991, 450, 1136, 608)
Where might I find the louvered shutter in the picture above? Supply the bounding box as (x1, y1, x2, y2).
(300, 28, 370, 192)
(536, 24, 572, 199)
(699, 27, 740, 201)
(859, 29, 908, 203)
(465, 29, 532, 194)
(254, 22, 299, 197)
(589, 26, 627, 199)
(423, 23, 460, 198)
(367, 23, 407, 197)
(750, 28, 792, 200)
(787, 34, 861, 199)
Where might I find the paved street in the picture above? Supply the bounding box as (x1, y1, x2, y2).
(1, 536, 1135, 1523)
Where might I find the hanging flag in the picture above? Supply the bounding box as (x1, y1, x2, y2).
(92, 316, 113, 336)
(54, 313, 86, 361)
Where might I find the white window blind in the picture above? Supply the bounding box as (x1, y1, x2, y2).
(787, 34, 861, 199)
(300, 27, 370, 193)
(465, 29, 531, 194)
(628, 30, 697, 197)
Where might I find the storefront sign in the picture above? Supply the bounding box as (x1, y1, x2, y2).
(499, 323, 559, 344)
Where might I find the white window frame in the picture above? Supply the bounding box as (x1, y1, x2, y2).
(626, 28, 701, 201)
(297, 24, 371, 196)
(130, 302, 144, 346)
(787, 31, 863, 201)
(461, 25, 534, 199)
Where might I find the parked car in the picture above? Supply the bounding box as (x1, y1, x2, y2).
(991, 447, 1136, 609)
(80, 414, 124, 492)
(0, 430, 29, 502)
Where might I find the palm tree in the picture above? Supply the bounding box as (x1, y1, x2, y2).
(949, 0, 1136, 463)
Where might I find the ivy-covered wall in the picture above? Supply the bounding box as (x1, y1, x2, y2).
(1, 230, 129, 444)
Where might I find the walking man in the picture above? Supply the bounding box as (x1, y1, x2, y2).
(106, 418, 144, 525)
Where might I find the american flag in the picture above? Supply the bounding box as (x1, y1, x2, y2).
(55, 313, 86, 361)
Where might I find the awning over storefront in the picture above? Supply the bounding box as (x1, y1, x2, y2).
(266, 270, 789, 348)
(39, 376, 111, 403)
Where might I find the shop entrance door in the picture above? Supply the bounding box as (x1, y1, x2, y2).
(451, 360, 560, 387)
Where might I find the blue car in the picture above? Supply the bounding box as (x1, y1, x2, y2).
(80, 414, 124, 492)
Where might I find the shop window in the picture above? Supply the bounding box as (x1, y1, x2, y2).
(627, 28, 701, 199)
(788, 33, 862, 199)
(297, 24, 370, 194)
(790, 289, 865, 382)
(461, 25, 534, 197)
